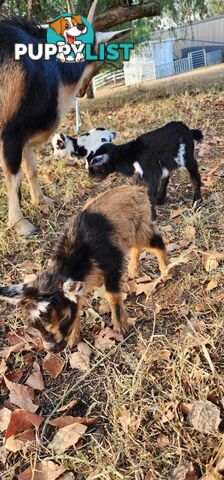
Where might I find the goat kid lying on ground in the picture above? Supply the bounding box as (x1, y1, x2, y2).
(88, 121, 203, 220)
(0, 186, 168, 353)
(0, 5, 128, 236)
(52, 128, 116, 167)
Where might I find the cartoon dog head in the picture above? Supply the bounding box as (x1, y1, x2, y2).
(49, 15, 87, 44)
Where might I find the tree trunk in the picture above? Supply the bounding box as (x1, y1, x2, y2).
(94, 2, 160, 31)
(27, 0, 32, 18)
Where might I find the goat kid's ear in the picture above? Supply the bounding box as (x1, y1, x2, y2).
(0, 284, 24, 304)
(90, 153, 109, 167)
(63, 279, 85, 303)
(112, 132, 117, 139)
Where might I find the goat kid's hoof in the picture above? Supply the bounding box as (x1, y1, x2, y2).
(14, 219, 39, 237)
(38, 196, 54, 214)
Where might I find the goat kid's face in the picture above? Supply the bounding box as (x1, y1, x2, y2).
(0, 274, 85, 352)
(88, 144, 114, 181)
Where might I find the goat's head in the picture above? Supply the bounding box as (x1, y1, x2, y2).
(88, 143, 115, 180)
(0, 274, 85, 352)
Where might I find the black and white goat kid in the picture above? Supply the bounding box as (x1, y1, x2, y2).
(52, 128, 116, 166)
(88, 121, 203, 220)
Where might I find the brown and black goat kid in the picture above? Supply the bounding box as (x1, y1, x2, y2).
(88, 121, 203, 220)
(0, 186, 168, 352)
(0, 0, 128, 236)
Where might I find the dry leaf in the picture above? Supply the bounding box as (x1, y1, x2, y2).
(167, 242, 180, 253)
(157, 435, 171, 446)
(4, 377, 38, 413)
(206, 280, 218, 292)
(0, 342, 29, 360)
(94, 327, 123, 351)
(48, 415, 97, 428)
(202, 251, 224, 272)
(85, 307, 101, 324)
(43, 353, 65, 378)
(0, 407, 11, 432)
(153, 303, 162, 314)
(69, 342, 91, 371)
(161, 403, 176, 424)
(49, 422, 87, 454)
(187, 400, 221, 434)
(18, 461, 66, 480)
(161, 224, 173, 233)
(57, 399, 79, 413)
(0, 445, 8, 466)
(5, 409, 43, 439)
(26, 362, 44, 391)
(170, 207, 187, 219)
(135, 280, 155, 296)
(0, 359, 7, 376)
(171, 462, 197, 480)
(117, 406, 140, 433)
(145, 471, 153, 480)
(5, 436, 26, 453)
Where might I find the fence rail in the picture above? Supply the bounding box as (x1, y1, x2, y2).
(92, 69, 124, 92)
(92, 49, 222, 91)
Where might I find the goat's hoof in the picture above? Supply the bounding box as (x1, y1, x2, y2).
(33, 195, 53, 213)
(128, 268, 138, 280)
(14, 219, 39, 237)
(192, 198, 203, 209)
(157, 198, 165, 205)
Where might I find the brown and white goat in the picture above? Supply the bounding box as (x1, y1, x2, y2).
(0, 185, 168, 352)
(0, 0, 128, 236)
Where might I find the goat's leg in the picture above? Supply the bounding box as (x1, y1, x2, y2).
(186, 158, 202, 204)
(147, 181, 158, 221)
(157, 176, 170, 205)
(0, 143, 37, 236)
(22, 146, 53, 210)
(104, 271, 130, 334)
(146, 233, 168, 274)
(67, 314, 81, 348)
(128, 247, 140, 279)
(148, 185, 157, 221)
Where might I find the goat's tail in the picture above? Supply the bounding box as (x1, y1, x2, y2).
(191, 129, 203, 143)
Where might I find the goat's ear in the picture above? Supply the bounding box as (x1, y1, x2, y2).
(90, 153, 109, 167)
(95, 29, 132, 44)
(0, 284, 25, 304)
(111, 132, 117, 139)
(63, 280, 85, 303)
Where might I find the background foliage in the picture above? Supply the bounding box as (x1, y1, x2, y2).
(0, 0, 223, 25)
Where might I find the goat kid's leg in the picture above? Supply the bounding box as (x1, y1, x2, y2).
(104, 290, 130, 334)
(157, 176, 170, 205)
(147, 183, 158, 221)
(104, 270, 129, 334)
(128, 247, 140, 279)
(186, 159, 202, 205)
(0, 146, 37, 236)
(146, 233, 169, 275)
(67, 314, 81, 348)
(22, 146, 53, 211)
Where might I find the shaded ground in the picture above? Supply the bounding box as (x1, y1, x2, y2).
(0, 72, 224, 480)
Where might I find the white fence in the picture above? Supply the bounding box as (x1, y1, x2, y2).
(92, 49, 223, 91)
(92, 69, 124, 92)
